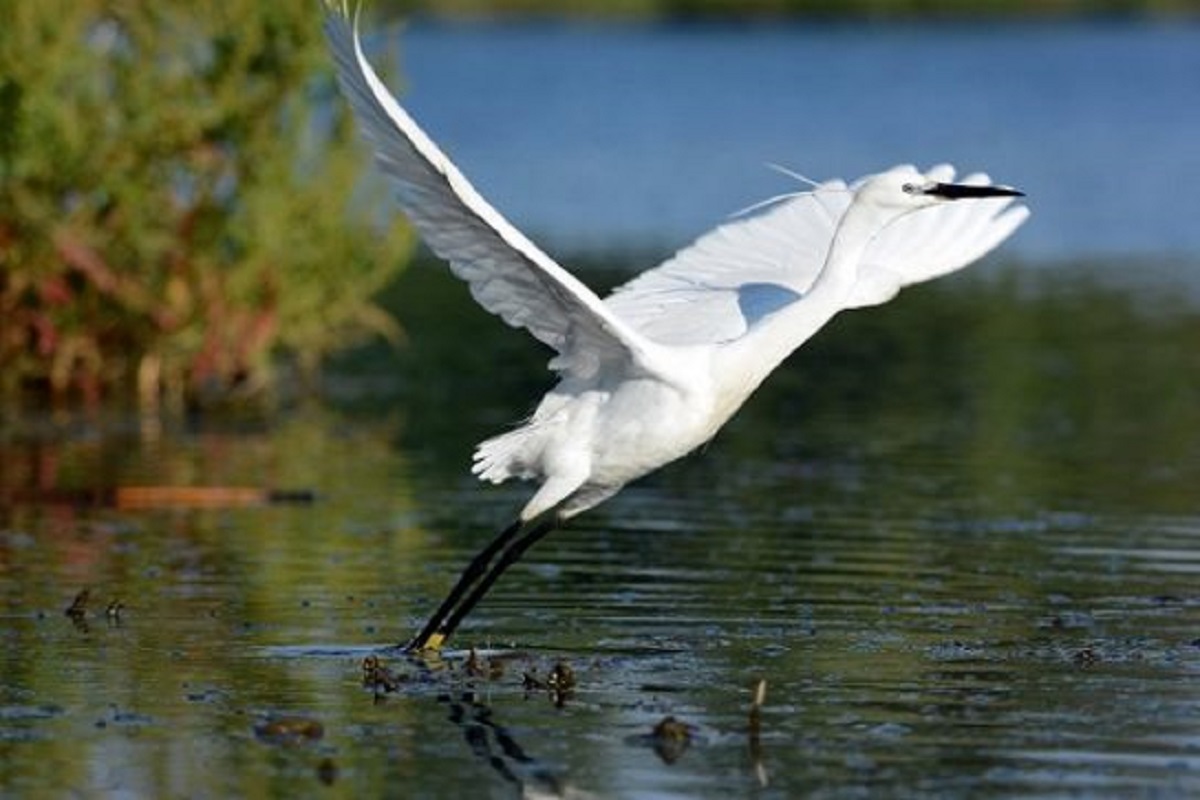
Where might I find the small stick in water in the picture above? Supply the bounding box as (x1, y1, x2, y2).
(748, 678, 768, 787)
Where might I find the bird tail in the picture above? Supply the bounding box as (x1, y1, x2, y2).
(472, 426, 542, 484)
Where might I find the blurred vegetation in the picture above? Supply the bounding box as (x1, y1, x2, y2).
(382, 0, 1200, 18)
(0, 1, 412, 410)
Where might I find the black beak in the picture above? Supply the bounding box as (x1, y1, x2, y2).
(926, 182, 1025, 200)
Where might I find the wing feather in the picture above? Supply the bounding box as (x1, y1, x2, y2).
(324, 6, 653, 377)
(604, 183, 850, 344)
(327, 5, 1026, 357)
(605, 165, 1027, 344)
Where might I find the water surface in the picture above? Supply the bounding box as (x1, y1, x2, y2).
(389, 20, 1200, 261)
(5, 17, 1200, 800)
(4, 258, 1200, 797)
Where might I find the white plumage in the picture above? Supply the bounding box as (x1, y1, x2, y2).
(325, 6, 1027, 524)
(322, 4, 1028, 649)
(326, 6, 1032, 652)
(607, 165, 1028, 344)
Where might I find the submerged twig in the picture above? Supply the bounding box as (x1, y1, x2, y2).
(748, 678, 768, 788)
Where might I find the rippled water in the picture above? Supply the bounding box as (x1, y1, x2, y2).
(6, 15, 1200, 799)
(4, 258, 1200, 797)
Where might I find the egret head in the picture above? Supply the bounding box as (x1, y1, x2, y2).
(855, 166, 1024, 214)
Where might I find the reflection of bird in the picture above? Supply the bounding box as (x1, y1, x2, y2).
(323, 5, 1028, 652)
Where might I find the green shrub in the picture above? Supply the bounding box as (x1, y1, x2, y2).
(0, 0, 411, 408)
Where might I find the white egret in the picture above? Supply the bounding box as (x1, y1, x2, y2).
(323, 5, 1029, 652)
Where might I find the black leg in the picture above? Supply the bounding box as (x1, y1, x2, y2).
(406, 518, 525, 651)
(435, 518, 557, 645)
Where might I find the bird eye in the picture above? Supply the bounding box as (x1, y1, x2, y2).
(902, 182, 919, 195)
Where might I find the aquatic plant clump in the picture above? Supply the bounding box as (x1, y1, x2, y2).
(0, 1, 411, 407)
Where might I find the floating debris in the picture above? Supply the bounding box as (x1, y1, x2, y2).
(548, 661, 576, 692)
(362, 654, 407, 694)
(253, 716, 325, 746)
(547, 661, 576, 706)
(463, 647, 505, 680)
(64, 589, 90, 629)
(521, 670, 543, 691)
(522, 659, 575, 690)
(653, 716, 693, 742)
(521, 659, 577, 706)
(106, 599, 125, 623)
(316, 757, 339, 786)
(646, 715, 697, 764)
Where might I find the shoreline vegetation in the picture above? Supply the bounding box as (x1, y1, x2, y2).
(0, 2, 410, 412)
(378, 0, 1200, 20)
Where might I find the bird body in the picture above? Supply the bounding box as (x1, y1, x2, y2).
(478, 344, 716, 519)
(322, 4, 1029, 650)
(473, 169, 1025, 522)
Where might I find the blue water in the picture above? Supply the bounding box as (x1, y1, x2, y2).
(378, 20, 1200, 261)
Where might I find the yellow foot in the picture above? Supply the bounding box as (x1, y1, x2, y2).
(415, 631, 446, 653)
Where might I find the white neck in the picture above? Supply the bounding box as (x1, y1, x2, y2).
(712, 199, 895, 407)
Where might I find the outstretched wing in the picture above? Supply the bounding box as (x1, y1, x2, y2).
(323, 6, 654, 378)
(605, 164, 1028, 346)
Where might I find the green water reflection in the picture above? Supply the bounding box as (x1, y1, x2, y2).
(3, 258, 1200, 797)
